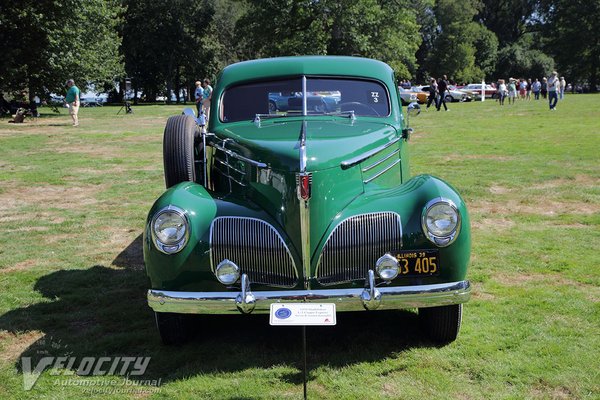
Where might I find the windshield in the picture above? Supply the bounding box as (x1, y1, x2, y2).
(220, 77, 390, 122)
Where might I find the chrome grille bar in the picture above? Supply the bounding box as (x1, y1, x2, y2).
(316, 212, 402, 285)
(210, 217, 298, 288)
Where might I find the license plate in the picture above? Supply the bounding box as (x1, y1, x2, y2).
(395, 250, 440, 276)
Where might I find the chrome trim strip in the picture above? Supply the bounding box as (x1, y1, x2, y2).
(362, 149, 400, 173)
(363, 158, 401, 184)
(302, 75, 307, 116)
(212, 167, 247, 187)
(297, 120, 311, 289)
(340, 137, 400, 170)
(148, 280, 471, 314)
(214, 157, 247, 175)
(211, 142, 267, 168)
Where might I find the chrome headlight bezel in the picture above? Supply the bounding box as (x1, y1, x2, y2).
(151, 205, 190, 254)
(421, 198, 461, 247)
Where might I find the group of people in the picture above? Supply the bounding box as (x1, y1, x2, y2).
(496, 72, 566, 110)
(194, 79, 213, 127)
(425, 75, 451, 111)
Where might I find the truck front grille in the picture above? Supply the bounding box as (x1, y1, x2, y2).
(210, 217, 298, 288)
(316, 212, 402, 285)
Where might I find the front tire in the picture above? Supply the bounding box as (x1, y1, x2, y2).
(155, 312, 190, 345)
(163, 115, 196, 188)
(444, 94, 454, 103)
(419, 304, 462, 344)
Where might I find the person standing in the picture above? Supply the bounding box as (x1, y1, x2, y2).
(194, 80, 203, 116)
(541, 77, 548, 99)
(65, 79, 80, 126)
(559, 76, 567, 100)
(547, 71, 559, 110)
(526, 78, 532, 100)
(436, 75, 449, 111)
(532, 78, 541, 100)
(426, 78, 438, 109)
(519, 79, 527, 100)
(201, 78, 213, 121)
(497, 79, 507, 105)
(507, 78, 517, 105)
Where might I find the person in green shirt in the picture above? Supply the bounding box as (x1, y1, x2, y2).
(65, 79, 80, 126)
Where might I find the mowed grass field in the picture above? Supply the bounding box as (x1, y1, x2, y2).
(0, 95, 599, 399)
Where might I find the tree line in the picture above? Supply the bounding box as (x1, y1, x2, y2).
(1, 0, 598, 103)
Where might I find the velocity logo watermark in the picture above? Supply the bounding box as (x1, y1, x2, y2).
(22, 356, 152, 391)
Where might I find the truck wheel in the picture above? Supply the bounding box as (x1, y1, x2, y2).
(155, 312, 190, 345)
(419, 304, 462, 344)
(163, 115, 196, 188)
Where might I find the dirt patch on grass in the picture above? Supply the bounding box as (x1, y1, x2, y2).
(0, 260, 38, 274)
(473, 216, 515, 231)
(442, 154, 516, 162)
(493, 272, 600, 302)
(0, 331, 45, 362)
(470, 199, 600, 216)
(471, 282, 496, 301)
(0, 185, 102, 212)
(530, 174, 600, 190)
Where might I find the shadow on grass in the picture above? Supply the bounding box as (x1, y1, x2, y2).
(0, 235, 434, 387)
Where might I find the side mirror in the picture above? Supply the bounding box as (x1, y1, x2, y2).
(403, 102, 420, 141)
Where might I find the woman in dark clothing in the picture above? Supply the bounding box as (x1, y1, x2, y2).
(426, 78, 438, 109)
(436, 75, 449, 111)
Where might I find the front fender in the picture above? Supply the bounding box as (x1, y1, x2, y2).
(143, 182, 217, 289)
(312, 174, 470, 285)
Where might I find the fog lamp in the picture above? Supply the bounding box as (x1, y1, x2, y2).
(215, 259, 240, 285)
(375, 253, 399, 281)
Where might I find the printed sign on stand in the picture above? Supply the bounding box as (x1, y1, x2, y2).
(269, 303, 336, 326)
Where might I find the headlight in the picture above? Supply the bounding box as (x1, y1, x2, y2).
(422, 198, 461, 247)
(375, 254, 399, 281)
(215, 259, 240, 285)
(151, 206, 189, 254)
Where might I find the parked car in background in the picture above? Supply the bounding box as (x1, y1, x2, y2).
(268, 91, 340, 112)
(144, 56, 472, 346)
(405, 87, 428, 104)
(415, 85, 470, 103)
(458, 83, 498, 99)
(398, 87, 419, 105)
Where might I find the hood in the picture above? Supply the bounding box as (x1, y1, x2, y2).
(216, 118, 399, 172)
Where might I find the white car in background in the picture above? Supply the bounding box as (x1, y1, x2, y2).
(414, 85, 471, 103)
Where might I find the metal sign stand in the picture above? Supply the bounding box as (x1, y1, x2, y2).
(302, 325, 308, 400)
(269, 303, 337, 400)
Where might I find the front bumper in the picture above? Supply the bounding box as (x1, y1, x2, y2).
(148, 277, 471, 315)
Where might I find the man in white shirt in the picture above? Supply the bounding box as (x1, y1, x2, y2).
(547, 71, 559, 110)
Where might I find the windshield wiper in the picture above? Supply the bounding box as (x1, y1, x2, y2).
(323, 110, 356, 120)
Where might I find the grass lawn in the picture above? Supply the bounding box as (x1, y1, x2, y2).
(0, 95, 599, 399)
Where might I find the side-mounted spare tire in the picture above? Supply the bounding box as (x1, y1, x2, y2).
(163, 115, 197, 188)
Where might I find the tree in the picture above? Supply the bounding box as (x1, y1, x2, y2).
(495, 43, 554, 79)
(122, 0, 216, 103)
(477, 0, 541, 46)
(540, 0, 600, 91)
(235, 0, 422, 79)
(0, 0, 123, 100)
(426, 0, 489, 83)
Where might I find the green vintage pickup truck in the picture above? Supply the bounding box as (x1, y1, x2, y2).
(144, 56, 471, 345)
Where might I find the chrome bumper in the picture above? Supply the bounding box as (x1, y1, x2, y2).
(148, 276, 471, 315)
